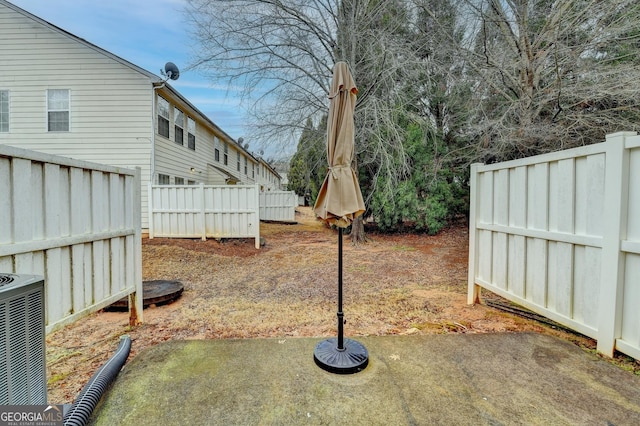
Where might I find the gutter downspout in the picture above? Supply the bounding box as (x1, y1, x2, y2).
(151, 82, 167, 185)
(150, 81, 169, 183)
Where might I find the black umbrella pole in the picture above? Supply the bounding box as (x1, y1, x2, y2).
(337, 227, 344, 350)
(313, 225, 368, 374)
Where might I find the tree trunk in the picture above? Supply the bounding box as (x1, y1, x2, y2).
(350, 214, 366, 245)
(350, 151, 366, 245)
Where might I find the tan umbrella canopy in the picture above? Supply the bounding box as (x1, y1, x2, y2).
(312, 62, 368, 374)
(313, 62, 365, 228)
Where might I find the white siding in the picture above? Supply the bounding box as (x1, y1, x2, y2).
(152, 89, 260, 187)
(0, 3, 153, 228)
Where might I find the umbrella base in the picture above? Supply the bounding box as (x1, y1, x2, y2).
(313, 337, 368, 374)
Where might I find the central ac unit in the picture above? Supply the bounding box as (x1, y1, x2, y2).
(0, 273, 47, 405)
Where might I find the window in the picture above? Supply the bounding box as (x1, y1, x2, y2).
(47, 89, 69, 132)
(237, 151, 240, 172)
(244, 157, 248, 175)
(187, 117, 196, 150)
(252, 164, 255, 179)
(157, 96, 169, 138)
(214, 137, 220, 162)
(174, 107, 184, 145)
(175, 177, 184, 185)
(188, 180, 196, 185)
(0, 90, 8, 133)
(158, 174, 170, 185)
(223, 142, 228, 166)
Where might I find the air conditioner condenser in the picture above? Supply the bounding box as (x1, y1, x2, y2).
(0, 273, 47, 405)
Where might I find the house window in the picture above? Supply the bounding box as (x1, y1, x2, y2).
(47, 89, 70, 132)
(188, 180, 196, 185)
(158, 174, 170, 185)
(0, 90, 8, 133)
(236, 151, 241, 172)
(175, 177, 184, 185)
(252, 164, 255, 179)
(187, 117, 196, 150)
(214, 136, 220, 161)
(157, 96, 169, 138)
(244, 157, 248, 175)
(223, 142, 228, 166)
(174, 107, 184, 145)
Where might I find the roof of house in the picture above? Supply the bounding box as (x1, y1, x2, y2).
(207, 163, 240, 183)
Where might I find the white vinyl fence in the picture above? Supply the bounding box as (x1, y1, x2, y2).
(149, 184, 261, 248)
(468, 132, 640, 360)
(0, 144, 143, 333)
(259, 191, 297, 222)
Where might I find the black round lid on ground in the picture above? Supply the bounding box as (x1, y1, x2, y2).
(108, 280, 183, 310)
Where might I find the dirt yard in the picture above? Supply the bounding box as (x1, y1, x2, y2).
(45, 207, 635, 405)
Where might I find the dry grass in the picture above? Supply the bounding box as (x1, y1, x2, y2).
(46, 207, 633, 405)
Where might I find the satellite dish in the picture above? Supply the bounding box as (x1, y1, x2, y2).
(237, 137, 244, 145)
(162, 62, 180, 81)
(244, 142, 249, 149)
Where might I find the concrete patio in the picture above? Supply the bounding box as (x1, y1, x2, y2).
(90, 332, 640, 425)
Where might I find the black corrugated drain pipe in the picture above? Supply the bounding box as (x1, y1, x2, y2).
(63, 335, 131, 426)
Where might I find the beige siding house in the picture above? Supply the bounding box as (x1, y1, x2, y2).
(0, 0, 281, 230)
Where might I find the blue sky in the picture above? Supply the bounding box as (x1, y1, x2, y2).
(10, 0, 267, 153)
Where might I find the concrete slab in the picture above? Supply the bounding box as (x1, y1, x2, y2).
(90, 333, 640, 425)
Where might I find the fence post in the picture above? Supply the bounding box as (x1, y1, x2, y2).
(130, 167, 143, 326)
(254, 185, 261, 249)
(597, 132, 632, 356)
(199, 183, 207, 241)
(148, 183, 154, 239)
(467, 163, 482, 304)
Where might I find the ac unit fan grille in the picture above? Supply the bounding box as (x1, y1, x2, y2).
(0, 273, 16, 287)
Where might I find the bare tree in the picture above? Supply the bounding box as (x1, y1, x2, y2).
(456, 0, 640, 161)
(185, 0, 426, 242)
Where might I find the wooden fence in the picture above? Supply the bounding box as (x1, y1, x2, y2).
(468, 132, 640, 360)
(148, 184, 261, 248)
(259, 191, 297, 222)
(0, 144, 143, 333)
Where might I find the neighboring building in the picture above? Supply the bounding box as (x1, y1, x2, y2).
(0, 0, 281, 230)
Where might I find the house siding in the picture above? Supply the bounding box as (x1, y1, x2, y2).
(153, 87, 259, 187)
(1, 1, 282, 230)
(0, 3, 153, 228)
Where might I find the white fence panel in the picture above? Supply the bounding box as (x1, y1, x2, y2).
(259, 191, 297, 222)
(149, 184, 260, 248)
(468, 132, 640, 360)
(0, 144, 142, 333)
(618, 137, 640, 358)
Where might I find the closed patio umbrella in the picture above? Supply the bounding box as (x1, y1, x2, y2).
(313, 62, 368, 374)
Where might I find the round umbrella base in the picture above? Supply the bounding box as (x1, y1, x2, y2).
(313, 337, 368, 374)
